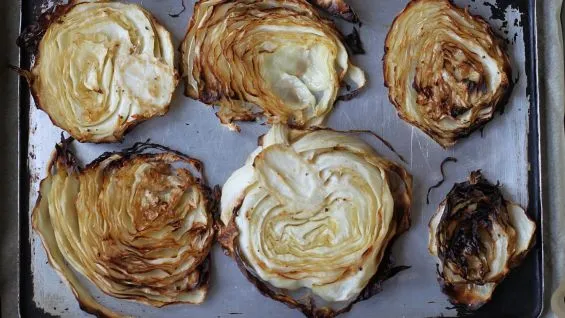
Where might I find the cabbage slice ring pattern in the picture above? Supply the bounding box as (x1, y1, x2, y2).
(181, 0, 366, 131)
(32, 139, 215, 317)
(383, 0, 512, 148)
(428, 171, 536, 309)
(26, 0, 178, 143)
(219, 125, 411, 317)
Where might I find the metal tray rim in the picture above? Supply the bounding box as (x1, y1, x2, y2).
(15, 0, 546, 317)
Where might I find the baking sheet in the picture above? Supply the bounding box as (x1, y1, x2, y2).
(21, 0, 542, 317)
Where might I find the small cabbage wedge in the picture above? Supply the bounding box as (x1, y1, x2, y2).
(428, 171, 536, 309)
(219, 125, 411, 318)
(25, 0, 178, 143)
(32, 139, 215, 317)
(384, 0, 512, 148)
(181, 0, 366, 131)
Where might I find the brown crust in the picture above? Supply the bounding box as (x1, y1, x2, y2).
(32, 138, 216, 316)
(16, 1, 73, 54)
(180, 0, 365, 130)
(231, 244, 409, 318)
(436, 171, 511, 284)
(384, 160, 413, 235)
(178, 0, 262, 128)
(306, 0, 359, 22)
(382, 0, 513, 148)
(430, 171, 536, 309)
(72, 257, 211, 318)
(436, 276, 490, 311)
(19, 1, 179, 144)
(218, 127, 412, 317)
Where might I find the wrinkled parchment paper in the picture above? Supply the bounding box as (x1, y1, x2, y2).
(543, 0, 565, 317)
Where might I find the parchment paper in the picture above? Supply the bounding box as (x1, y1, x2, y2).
(18, 0, 563, 317)
(544, 0, 565, 317)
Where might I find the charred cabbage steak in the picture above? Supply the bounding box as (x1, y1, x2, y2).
(33, 139, 215, 317)
(428, 171, 536, 309)
(218, 125, 411, 318)
(384, 0, 512, 148)
(181, 0, 366, 131)
(21, 0, 178, 143)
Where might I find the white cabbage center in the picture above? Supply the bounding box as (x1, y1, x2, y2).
(33, 151, 214, 316)
(182, 0, 365, 128)
(34, 2, 176, 141)
(222, 127, 395, 302)
(384, 0, 510, 147)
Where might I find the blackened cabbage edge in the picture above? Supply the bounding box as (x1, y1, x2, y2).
(307, 0, 359, 22)
(428, 171, 536, 309)
(18, 0, 178, 143)
(383, 0, 512, 148)
(32, 138, 216, 317)
(218, 125, 412, 318)
(181, 0, 366, 131)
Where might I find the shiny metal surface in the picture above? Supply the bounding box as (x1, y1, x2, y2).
(21, 0, 541, 317)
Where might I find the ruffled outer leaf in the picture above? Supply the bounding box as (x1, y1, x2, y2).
(181, 0, 366, 131)
(218, 125, 411, 318)
(32, 139, 215, 317)
(384, 0, 512, 148)
(428, 171, 536, 309)
(24, 0, 178, 143)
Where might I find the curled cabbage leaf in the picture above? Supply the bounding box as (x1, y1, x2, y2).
(307, 0, 359, 22)
(32, 139, 215, 317)
(383, 0, 512, 148)
(181, 0, 366, 131)
(25, 0, 178, 143)
(219, 125, 411, 317)
(428, 171, 536, 309)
